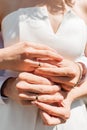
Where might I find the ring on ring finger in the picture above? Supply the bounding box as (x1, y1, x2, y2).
(36, 95, 38, 100)
(38, 62, 41, 67)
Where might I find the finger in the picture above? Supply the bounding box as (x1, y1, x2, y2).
(33, 101, 69, 120)
(35, 67, 75, 77)
(28, 43, 56, 52)
(16, 81, 60, 94)
(36, 62, 57, 68)
(40, 111, 63, 126)
(20, 42, 56, 52)
(18, 72, 52, 85)
(37, 93, 63, 104)
(19, 93, 37, 101)
(23, 59, 42, 67)
(50, 76, 77, 87)
(37, 58, 58, 65)
(5, 60, 36, 72)
(26, 48, 63, 61)
(23, 59, 56, 69)
(19, 92, 63, 103)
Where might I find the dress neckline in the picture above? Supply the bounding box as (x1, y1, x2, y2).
(1, 6, 73, 34)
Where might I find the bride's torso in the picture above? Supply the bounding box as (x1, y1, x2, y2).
(0, 0, 47, 26)
(0, 6, 87, 130)
(1, 6, 87, 60)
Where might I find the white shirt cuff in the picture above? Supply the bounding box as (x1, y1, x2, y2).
(76, 56, 87, 68)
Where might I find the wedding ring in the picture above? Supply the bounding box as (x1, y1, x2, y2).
(38, 62, 41, 67)
(36, 95, 38, 100)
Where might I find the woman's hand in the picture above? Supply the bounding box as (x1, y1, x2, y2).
(3, 72, 61, 105)
(33, 93, 71, 126)
(32, 77, 87, 126)
(32, 78, 87, 126)
(0, 42, 63, 71)
(35, 59, 83, 91)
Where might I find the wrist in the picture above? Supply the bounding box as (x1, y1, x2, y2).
(78, 62, 87, 76)
(74, 62, 87, 86)
(65, 92, 74, 105)
(65, 87, 82, 104)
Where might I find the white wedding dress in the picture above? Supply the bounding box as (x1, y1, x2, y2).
(1, 6, 87, 130)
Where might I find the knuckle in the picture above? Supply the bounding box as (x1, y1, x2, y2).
(63, 110, 70, 120)
(16, 81, 25, 90)
(45, 51, 50, 56)
(70, 68, 77, 77)
(70, 78, 78, 87)
(67, 68, 75, 77)
(16, 82, 20, 89)
(68, 80, 75, 87)
(53, 85, 61, 92)
(18, 94, 24, 99)
(74, 80, 78, 86)
(18, 72, 27, 80)
(46, 120, 53, 126)
(23, 42, 29, 48)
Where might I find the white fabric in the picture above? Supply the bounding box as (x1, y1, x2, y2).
(76, 55, 87, 67)
(1, 7, 87, 130)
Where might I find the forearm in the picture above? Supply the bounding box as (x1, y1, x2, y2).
(66, 78, 87, 103)
(67, 55, 87, 102)
(0, 48, 11, 70)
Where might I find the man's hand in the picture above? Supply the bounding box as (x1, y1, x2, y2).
(0, 42, 63, 71)
(33, 96, 71, 126)
(35, 59, 83, 91)
(3, 72, 61, 105)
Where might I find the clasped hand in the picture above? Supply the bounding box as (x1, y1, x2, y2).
(4, 72, 70, 126)
(2, 42, 82, 126)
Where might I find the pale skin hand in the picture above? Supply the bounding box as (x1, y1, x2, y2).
(3, 71, 71, 126)
(3, 72, 62, 105)
(32, 91, 71, 126)
(3, 70, 70, 126)
(0, 0, 87, 127)
(35, 59, 83, 91)
(32, 81, 87, 126)
(1, 43, 85, 125)
(1, 46, 86, 126)
(32, 77, 87, 126)
(2, 54, 81, 123)
(0, 42, 63, 71)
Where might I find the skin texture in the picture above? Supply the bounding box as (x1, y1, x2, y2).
(0, 0, 87, 126)
(0, 42, 63, 71)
